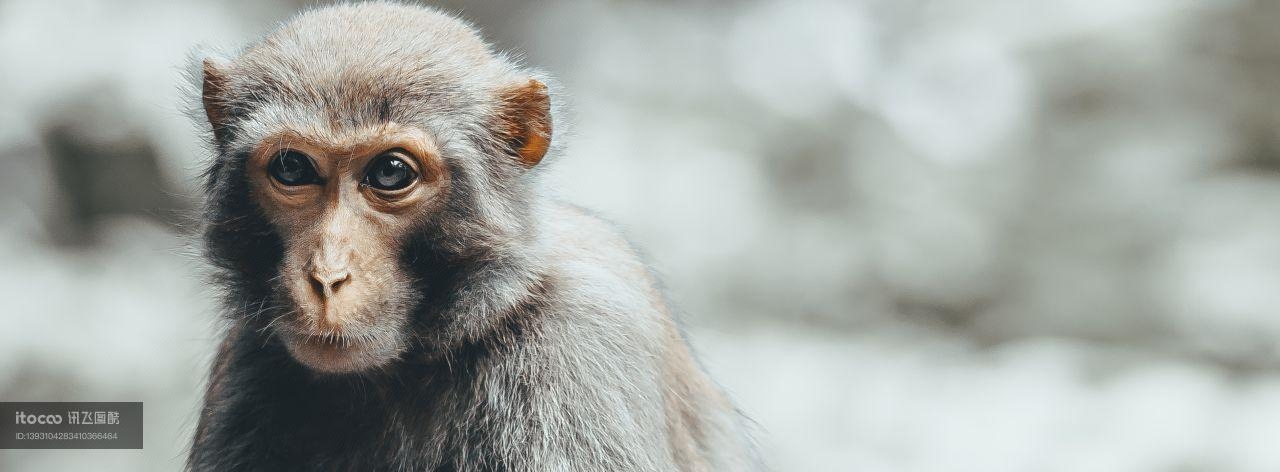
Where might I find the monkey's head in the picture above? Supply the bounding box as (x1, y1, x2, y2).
(198, 3, 553, 374)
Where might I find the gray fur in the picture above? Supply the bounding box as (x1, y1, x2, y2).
(188, 3, 758, 471)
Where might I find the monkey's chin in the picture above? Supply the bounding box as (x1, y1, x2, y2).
(279, 331, 399, 375)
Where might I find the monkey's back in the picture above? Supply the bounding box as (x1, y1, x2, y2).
(491, 202, 758, 470)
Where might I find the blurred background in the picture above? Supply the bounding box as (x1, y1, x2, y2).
(1, 0, 1279, 470)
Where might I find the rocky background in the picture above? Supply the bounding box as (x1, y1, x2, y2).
(2, 0, 1279, 470)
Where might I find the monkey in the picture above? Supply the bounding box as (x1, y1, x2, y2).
(186, 3, 757, 471)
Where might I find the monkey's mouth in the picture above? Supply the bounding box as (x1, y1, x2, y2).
(278, 329, 401, 374)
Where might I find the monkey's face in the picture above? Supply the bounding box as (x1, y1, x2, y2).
(247, 123, 448, 374)
(200, 34, 553, 371)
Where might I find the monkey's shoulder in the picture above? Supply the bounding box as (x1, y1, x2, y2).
(521, 202, 677, 343)
(537, 202, 664, 307)
(540, 202, 640, 260)
(533, 202, 639, 273)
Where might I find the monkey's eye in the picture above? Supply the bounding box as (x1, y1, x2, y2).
(268, 150, 320, 186)
(363, 153, 418, 191)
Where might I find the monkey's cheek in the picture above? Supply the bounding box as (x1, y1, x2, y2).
(279, 330, 403, 374)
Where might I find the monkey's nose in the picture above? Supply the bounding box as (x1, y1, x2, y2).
(308, 269, 351, 300)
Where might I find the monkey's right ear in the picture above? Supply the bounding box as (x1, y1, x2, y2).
(202, 58, 233, 143)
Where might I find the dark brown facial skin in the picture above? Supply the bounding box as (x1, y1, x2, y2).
(249, 123, 449, 373)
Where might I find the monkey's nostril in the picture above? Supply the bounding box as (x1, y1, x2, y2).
(329, 273, 350, 293)
(308, 271, 351, 299)
(308, 276, 325, 299)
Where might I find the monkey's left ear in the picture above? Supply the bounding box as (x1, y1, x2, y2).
(202, 58, 233, 144)
(495, 79, 552, 167)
